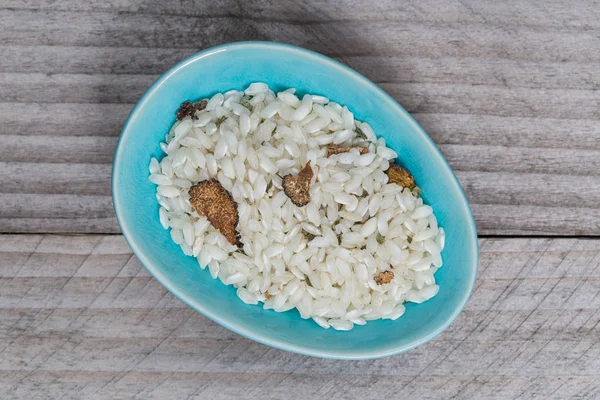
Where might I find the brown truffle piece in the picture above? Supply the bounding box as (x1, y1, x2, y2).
(385, 164, 416, 190)
(327, 144, 369, 157)
(176, 101, 195, 120)
(176, 100, 208, 120)
(374, 271, 394, 285)
(194, 99, 208, 111)
(189, 179, 241, 246)
(282, 161, 314, 207)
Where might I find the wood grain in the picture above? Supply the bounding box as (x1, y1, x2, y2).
(4, 0, 599, 30)
(0, 1, 599, 234)
(3, 12, 600, 63)
(1, 1, 599, 235)
(0, 235, 599, 399)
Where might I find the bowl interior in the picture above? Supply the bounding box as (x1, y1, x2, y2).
(112, 42, 478, 359)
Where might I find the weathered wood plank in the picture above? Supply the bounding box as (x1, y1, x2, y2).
(457, 172, 600, 209)
(416, 113, 600, 151)
(0, 235, 599, 399)
(0, 73, 156, 104)
(449, 147, 600, 176)
(3, 47, 599, 92)
(0, 218, 120, 234)
(2, 11, 600, 62)
(0, 163, 112, 195)
(0, 371, 596, 400)
(3, 0, 599, 30)
(472, 204, 600, 236)
(0, 103, 130, 137)
(0, 194, 113, 219)
(381, 83, 600, 120)
(0, 45, 195, 75)
(0, 136, 117, 164)
(2, 336, 600, 378)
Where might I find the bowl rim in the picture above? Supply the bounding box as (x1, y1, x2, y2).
(112, 40, 479, 359)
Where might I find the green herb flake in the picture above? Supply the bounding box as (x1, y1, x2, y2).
(239, 96, 252, 110)
(304, 231, 317, 241)
(376, 233, 385, 245)
(355, 126, 367, 140)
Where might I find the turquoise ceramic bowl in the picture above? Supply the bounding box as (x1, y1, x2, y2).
(112, 41, 478, 359)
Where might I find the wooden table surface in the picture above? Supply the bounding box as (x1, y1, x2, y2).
(2, 1, 599, 398)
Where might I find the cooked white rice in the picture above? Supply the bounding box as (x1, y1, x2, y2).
(149, 83, 445, 330)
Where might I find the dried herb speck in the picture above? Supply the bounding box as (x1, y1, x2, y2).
(376, 233, 385, 245)
(304, 231, 317, 241)
(355, 126, 367, 140)
(239, 96, 252, 109)
(327, 144, 369, 157)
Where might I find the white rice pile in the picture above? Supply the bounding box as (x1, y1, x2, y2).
(149, 83, 445, 331)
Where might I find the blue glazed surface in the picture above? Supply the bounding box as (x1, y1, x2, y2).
(112, 41, 478, 359)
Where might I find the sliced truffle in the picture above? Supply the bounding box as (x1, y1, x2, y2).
(282, 161, 314, 207)
(327, 144, 369, 157)
(385, 164, 416, 190)
(176, 100, 208, 121)
(189, 179, 241, 246)
(374, 270, 394, 285)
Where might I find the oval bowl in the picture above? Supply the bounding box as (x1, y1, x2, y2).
(112, 41, 478, 359)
